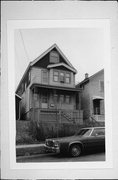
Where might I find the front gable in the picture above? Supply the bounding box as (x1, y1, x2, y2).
(32, 48, 68, 68)
(31, 44, 77, 73)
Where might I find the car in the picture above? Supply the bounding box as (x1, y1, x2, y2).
(45, 127, 105, 157)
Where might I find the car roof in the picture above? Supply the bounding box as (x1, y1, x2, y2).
(81, 127, 105, 129)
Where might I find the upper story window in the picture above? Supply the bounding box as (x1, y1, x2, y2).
(54, 71, 59, 82)
(99, 81, 104, 92)
(60, 72, 65, 83)
(53, 70, 71, 84)
(42, 70, 48, 83)
(65, 73, 71, 83)
(50, 51, 59, 64)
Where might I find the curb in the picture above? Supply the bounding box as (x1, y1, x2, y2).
(16, 152, 54, 160)
(16, 144, 46, 157)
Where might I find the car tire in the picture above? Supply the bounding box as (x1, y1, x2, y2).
(69, 144, 82, 157)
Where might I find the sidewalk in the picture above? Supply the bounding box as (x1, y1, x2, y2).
(16, 143, 46, 157)
(16, 143, 45, 149)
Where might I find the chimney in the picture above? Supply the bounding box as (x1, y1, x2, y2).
(85, 73, 89, 79)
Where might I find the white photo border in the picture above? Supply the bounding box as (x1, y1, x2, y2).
(7, 19, 112, 170)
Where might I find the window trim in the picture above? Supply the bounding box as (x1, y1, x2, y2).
(91, 128, 105, 137)
(50, 51, 59, 63)
(65, 95, 71, 104)
(65, 72, 71, 84)
(53, 70, 59, 82)
(53, 70, 71, 84)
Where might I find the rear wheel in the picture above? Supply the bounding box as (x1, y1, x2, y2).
(69, 144, 82, 157)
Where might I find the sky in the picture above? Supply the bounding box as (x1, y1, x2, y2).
(15, 28, 104, 89)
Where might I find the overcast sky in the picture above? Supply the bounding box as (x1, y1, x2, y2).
(15, 28, 104, 88)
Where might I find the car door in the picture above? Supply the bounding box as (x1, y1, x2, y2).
(84, 128, 105, 151)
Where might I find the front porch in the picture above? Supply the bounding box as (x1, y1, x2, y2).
(27, 108, 83, 125)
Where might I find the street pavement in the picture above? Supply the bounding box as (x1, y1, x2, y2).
(17, 151, 105, 162)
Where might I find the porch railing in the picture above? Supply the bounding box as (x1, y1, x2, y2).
(93, 114, 105, 121)
(27, 108, 83, 125)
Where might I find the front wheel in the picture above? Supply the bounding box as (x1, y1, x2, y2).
(69, 144, 82, 157)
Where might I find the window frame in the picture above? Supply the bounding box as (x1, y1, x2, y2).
(60, 71, 65, 83)
(53, 70, 59, 82)
(65, 95, 71, 104)
(53, 70, 71, 84)
(65, 72, 71, 84)
(91, 128, 105, 137)
(50, 51, 59, 63)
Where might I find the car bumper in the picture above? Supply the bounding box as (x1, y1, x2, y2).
(45, 146, 60, 153)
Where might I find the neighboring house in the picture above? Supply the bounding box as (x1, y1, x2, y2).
(16, 44, 83, 124)
(76, 69, 104, 122)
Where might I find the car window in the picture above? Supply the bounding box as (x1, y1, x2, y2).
(91, 128, 105, 136)
(76, 129, 92, 137)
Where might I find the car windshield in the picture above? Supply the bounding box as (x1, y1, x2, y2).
(75, 129, 92, 137)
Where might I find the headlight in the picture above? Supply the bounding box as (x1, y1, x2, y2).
(53, 141, 59, 147)
(45, 140, 48, 146)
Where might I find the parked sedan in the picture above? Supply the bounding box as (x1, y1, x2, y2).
(45, 127, 105, 157)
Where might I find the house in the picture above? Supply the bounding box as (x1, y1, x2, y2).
(76, 69, 104, 122)
(16, 44, 83, 125)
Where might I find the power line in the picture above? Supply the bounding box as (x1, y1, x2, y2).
(19, 29, 29, 61)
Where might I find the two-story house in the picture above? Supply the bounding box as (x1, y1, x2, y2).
(16, 44, 83, 124)
(76, 69, 104, 123)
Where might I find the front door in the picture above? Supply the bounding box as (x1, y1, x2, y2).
(41, 92, 48, 109)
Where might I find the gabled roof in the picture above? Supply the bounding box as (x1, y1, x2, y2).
(30, 44, 76, 71)
(47, 62, 77, 73)
(16, 44, 77, 93)
(76, 69, 104, 87)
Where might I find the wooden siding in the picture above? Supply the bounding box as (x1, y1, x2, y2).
(30, 67, 75, 88)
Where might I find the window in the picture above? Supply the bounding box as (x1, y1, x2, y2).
(91, 128, 105, 136)
(76, 129, 92, 137)
(100, 81, 104, 92)
(65, 95, 71, 104)
(60, 72, 65, 83)
(54, 71, 59, 82)
(21, 83, 24, 94)
(54, 94, 58, 103)
(24, 82, 27, 90)
(65, 73, 71, 83)
(50, 51, 59, 63)
(53, 71, 71, 84)
(93, 99, 100, 115)
(42, 70, 48, 83)
(42, 94, 48, 103)
(28, 71, 31, 84)
(60, 95, 64, 103)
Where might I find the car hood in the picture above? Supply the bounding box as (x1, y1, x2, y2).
(46, 135, 84, 143)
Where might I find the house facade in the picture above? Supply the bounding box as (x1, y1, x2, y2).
(76, 69, 104, 122)
(16, 44, 83, 124)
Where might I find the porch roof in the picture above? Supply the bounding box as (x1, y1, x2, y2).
(30, 83, 81, 92)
